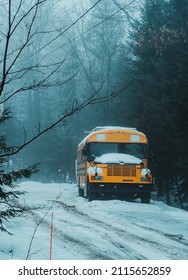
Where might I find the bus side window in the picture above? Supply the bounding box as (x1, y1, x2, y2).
(77, 150, 82, 162)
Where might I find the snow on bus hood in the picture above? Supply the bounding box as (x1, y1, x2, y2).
(94, 153, 142, 164)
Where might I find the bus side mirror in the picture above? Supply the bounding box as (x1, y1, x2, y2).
(87, 155, 95, 163)
(83, 144, 88, 156)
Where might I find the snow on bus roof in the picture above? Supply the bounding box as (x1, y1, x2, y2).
(78, 126, 138, 147)
(91, 126, 137, 132)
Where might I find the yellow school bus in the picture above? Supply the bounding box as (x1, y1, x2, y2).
(76, 126, 152, 203)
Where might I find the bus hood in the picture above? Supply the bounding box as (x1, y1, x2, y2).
(94, 153, 142, 164)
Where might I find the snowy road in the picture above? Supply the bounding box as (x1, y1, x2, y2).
(1, 182, 188, 260)
(44, 199, 188, 260)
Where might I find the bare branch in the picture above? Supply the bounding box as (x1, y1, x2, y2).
(10, 0, 47, 36)
(0, 0, 47, 97)
(45, 0, 138, 57)
(25, 190, 63, 260)
(0, 54, 75, 104)
(0, 81, 133, 159)
(32, 0, 103, 55)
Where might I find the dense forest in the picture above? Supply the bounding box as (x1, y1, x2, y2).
(0, 0, 188, 227)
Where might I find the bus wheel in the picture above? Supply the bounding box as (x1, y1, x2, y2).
(87, 184, 96, 202)
(141, 193, 151, 204)
(78, 185, 84, 197)
(88, 189, 96, 202)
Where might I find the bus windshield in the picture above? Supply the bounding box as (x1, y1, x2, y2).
(89, 142, 147, 159)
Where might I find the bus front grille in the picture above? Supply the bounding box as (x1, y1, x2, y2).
(107, 164, 136, 177)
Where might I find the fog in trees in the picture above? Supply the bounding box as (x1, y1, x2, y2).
(1, 0, 188, 214)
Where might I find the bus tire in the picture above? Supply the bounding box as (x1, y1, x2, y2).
(87, 182, 96, 202)
(78, 186, 84, 197)
(88, 189, 96, 202)
(141, 193, 151, 204)
(78, 177, 84, 197)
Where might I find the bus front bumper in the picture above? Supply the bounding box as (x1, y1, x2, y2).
(88, 182, 152, 195)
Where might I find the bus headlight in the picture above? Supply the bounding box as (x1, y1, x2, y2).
(141, 168, 151, 176)
(140, 168, 152, 182)
(95, 176, 104, 180)
(91, 175, 104, 181)
(140, 177, 149, 182)
(87, 167, 103, 175)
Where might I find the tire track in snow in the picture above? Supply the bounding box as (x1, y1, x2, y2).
(29, 203, 147, 260)
(129, 222, 188, 246)
(53, 206, 146, 260)
(52, 199, 188, 260)
(28, 210, 114, 260)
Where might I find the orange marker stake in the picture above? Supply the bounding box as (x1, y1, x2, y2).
(50, 212, 54, 260)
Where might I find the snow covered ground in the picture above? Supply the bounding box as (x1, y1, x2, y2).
(0, 181, 188, 260)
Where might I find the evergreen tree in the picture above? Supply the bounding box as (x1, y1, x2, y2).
(121, 0, 188, 207)
(0, 110, 38, 233)
(164, 0, 188, 208)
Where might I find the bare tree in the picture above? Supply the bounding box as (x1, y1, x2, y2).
(0, 0, 131, 232)
(0, 0, 133, 154)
